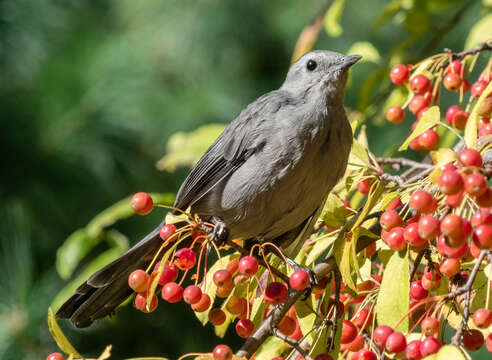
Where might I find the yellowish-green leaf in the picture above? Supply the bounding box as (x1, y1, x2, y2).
(306, 231, 339, 265)
(334, 233, 357, 295)
(96, 345, 112, 360)
(215, 308, 235, 338)
(254, 336, 290, 360)
(324, 0, 346, 37)
(464, 80, 492, 148)
(310, 325, 329, 357)
(350, 138, 371, 166)
(465, 15, 492, 49)
(376, 249, 409, 332)
(428, 148, 457, 183)
(434, 345, 467, 360)
(295, 294, 318, 344)
(399, 106, 440, 151)
(47, 307, 82, 358)
(250, 296, 267, 329)
(320, 193, 347, 227)
(347, 42, 380, 63)
(156, 124, 226, 172)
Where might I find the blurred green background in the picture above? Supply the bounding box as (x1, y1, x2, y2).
(0, 0, 491, 359)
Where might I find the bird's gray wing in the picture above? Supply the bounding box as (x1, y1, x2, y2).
(173, 90, 291, 210)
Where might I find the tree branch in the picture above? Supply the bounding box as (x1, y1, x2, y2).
(436, 39, 492, 71)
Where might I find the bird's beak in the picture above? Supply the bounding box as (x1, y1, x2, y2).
(339, 54, 362, 69)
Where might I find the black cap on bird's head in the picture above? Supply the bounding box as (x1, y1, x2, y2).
(282, 50, 361, 97)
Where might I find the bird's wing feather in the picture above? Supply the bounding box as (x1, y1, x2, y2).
(173, 90, 290, 210)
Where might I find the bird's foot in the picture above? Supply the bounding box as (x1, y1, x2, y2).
(285, 256, 318, 300)
(207, 216, 229, 247)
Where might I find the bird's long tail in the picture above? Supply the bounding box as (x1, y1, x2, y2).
(56, 220, 169, 328)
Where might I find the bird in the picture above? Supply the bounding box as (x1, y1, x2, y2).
(56, 50, 361, 328)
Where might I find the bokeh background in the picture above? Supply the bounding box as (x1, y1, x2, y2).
(1, 0, 491, 359)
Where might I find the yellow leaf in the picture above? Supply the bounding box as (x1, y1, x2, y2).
(434, 345, 467, 360)
(47, 307, 82, 358)
(399, 106, 440, 151)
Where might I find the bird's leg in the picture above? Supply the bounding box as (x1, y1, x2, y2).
(206, 216, 229, 247)
(285, 256, 318, 300)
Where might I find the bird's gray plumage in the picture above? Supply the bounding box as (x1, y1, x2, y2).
(57, 50, 360, 326)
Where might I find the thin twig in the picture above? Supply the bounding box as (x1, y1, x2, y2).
(272, 328, 313, 360)
(376, 157, 433, 170)
(409, 249, 428, 282)
(436, 39, 492, 71)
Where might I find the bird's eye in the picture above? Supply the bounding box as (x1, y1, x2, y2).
(306, 60, 317, 71)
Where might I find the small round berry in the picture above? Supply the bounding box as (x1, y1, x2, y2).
(238, 256, 259, 277)
(236, 319, 254, 338)
(209, 308, 227, 326)
(472, 308, 492, 329)
(404, 223, 426, 247)
(354, 349, 377, 360)
(161, 282, 183, 303)
(479, 97, 492, 117)
(159, 224, 176, 241)
(191, 293, 211, 312)
(226, 296, 247, 315)
(386, 227, 407, 251)
(410, 75, 431, 95)
(464, 173, 487, 196)
(418, 215, 440, 240)
(213, 269, 233, 287)
(421, 317, 439, 336)
(436, 235, 468, 259)
(313, 353, 333, 360)
(341, 320, 357, 344)
(174, 248, 196, 270)
(471, 80, 488, 98)
(476, 187, 492, 208)
(440, 214, 464, 243)
(289, 269, 310, 290)
(438, 170, 464, 195)
(46, 353, 66, 360)
(386, 106, 405, 123)
(419, 129, 440, 150)
(213, 344, 233, 360)
(154, 261, 178, 286)
(462, 329, 484, 351)
(128, 269, 150, 293)
(461, 78, 471, 93)
(385, 331, 407, 353)
(406, 340, 422, 360)
(357, 178, 373, 194)
(459, 149, 482, 167)
(446, 191, 464, 208)
(410, 280, 428, 300)
(380, 210, 403, 231)
(446, 60, 463, 75)
(443, 73, 461, 91)
(409, 136, 423, 151)
(452, 109, 469, 130)
(420, 337, 441, 356)
(409, 95, 430, 115)
(410, 190, 437, 214)
(472, 208, 492, 227)
(446, 105, 461, 124)
(390, 64, 410, 85)
(131, 192, 153, 215)
(265, 282, 288, 304)
(343, 335, 364, 352)
(486, 333, 492, 353)
(183, 285, 202, 305)
(473, 224, 492, 249)
(134, 293, 158, 313)
(352, 308, 373, 329)
(373, 325, 394, 349)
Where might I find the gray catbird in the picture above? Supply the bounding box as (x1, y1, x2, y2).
(57, 50, 360, 327)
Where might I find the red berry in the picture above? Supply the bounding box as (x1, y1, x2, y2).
(418, 215, 440, 240)
(134, 293, 158, 313)
(238, 256, 259, 277)
(357, 178, 373, 194)
(472, 308, 492, 329)
(409, 136, 423, 151)
(161, 282, 183, 303)
(226, 296, 247, 315)
(380, 210, 403, 231)
(343, 335, 364, 352)
(46, 353, 66, 360)
(354, 349, 377, 360)
(453, 110, 469, 130)
(313, 353, 333, 360)
(464, 173, 487, 196)
(446, 60, 463, 75)
(183, 285, 202, 305)
(461, 78, 471, 93)
(473, 224, 492, 249)
(459, 149, 482, 167)
(476, 187, 492, 208)
(213, 269, 233, 287)
(213, 344, 232, 360)
(410, 280, 428, 300)
(174, 248, 196, 270)
(386, 227, 407, 251)
(424, 262, 441, 282)
(480, 97, 492, 117)
(209, 308, 227, 326)
(462, 329, 484, 351)
(409, 95, 429, 115)
(341, 320, 357, 344)
(265, 282, 288, 304)
(236, 318, 254, 338)
(410, 190, 437, 214)
(479, 122, 492, 136)
(410, 75, 431, 95)
(404, 223, 426, 247)
(446, 191, 464, 208)
(436, 235, 468, 259)
(216, 282, 234, 298)
(440, 214, 464, 245)
(131, 192, 153, 215)
(406, 340, 422, 360)
(159, 224, 176, 241)
(438, 170, 464, 195)
(289, 269, 310, 290)
(154, 261, 178, 286)
(191, 293, 211, 312)
(443, 73, 462, 91)
(420, 337, 441, 356)
(226, 258, 239, 275)
(446, 105, 461, 124)
(390, 64, 410, 85)
(486, 333, 492, 353)
(386, 106, 405, 123)
(385, 331, 407, 353)
(421, 317, 439, 336)
(419, 129, 439, 150)
(472, 208, 492, 226)
(373, 325, 394, 348)
(352, 308, 373, 330)
(128, 269, 150, 293)
(472, 80, 488, 98)
(278, 315, 297, 336)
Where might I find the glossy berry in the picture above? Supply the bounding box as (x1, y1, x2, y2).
(462, 329, 484, 351)
(406, 340, 422, 360)
(473, 224, 492, 249)
(404, 223, 426, 247)
(265, 282, 288, 304)
(128, 269, 150, 293)
(131, 192, 153, 215)
(390, 64, 410, 85)
(424, 262, 441, 282)
(159, 224, 176, 241)
(476, 187, 492, 208)
(357, 178, 373, 194)
(278, 315, 297, 336)
(440, 214, 464, 243)
(161, 282, 183, 303)
(446, 105, 460, 124)
(410, 75, 431, 95)
(380, 210, 403, 231)
(183, 285, 202, 305)
(410, 190, 437, 214)
(352, 308, 373, 330)
(452, 109, 469, 130)
(46, 353, 66, 360)
(134, 293, 158, 313)
(421, 317, 439, 336)
(386, 106, 405, 123)
(154, 261, 178, 286)
(354, 349, 377, 360)
(385, 331, 406, 353)
(436, 235, 468, 259)
(409, 95, 429, 115)
(446, 60, 463, 75)
(472, 308, 492, 329)
(419, 129, 439, 150)
(238, 256, 259, 276)
(443, 73, 461, 91)
(438, 170, 463, 195)
(386, 227, 407, 251)
(289, 269, 310, 290)
(420, 337, 441, 356)
(446, 191, 464, 208)
(341, 320, 357, 344)
(410, 280, 428, 300)
(486, 333, 492, 353)
(209, 308, 227, 326)
(464, 173, 487, 196)
(226, 296, 247, 315)
(459, 149, 482, 167)
(373, 325, 393, 348)
(213, 269, 233, 287)
(472, 80, 488, 98)
(418, 215, 440, 240)
(191, 293, 211, 312)
(471, 208, 492, 226)
(343, 335, 364, 352)
(174, 248, 196, 270)
(236, 319, 254, 338)
(213, 344, 232, 360)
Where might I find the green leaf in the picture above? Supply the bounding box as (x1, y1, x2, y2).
(376, 249, 409, 332)
(465, 14, 492, 49)
(295, 294, 318, 345)
(320, 193, 347, 228)
(254, 336, 291, 360)
(347, 42, 381, 63)
(56, 229, 96, 280)
(434, 345, 467, 360)
(310, 325, 329, 358)
(464, 80, 492, 148)
(333, 233, 357, 295)
(350, 139, 371, 167)
(156, 124, 226, 172)
(323, 0, 347, 37)
(399, 106, 440, 151)
(372, 0, 402, 31)
(250, 296, 267, 329)
(306, 232, 339, 265)
(47, 307, 82, 358)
